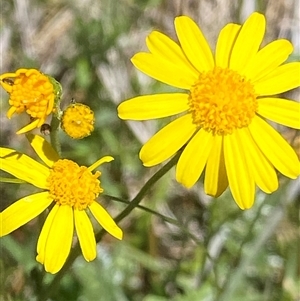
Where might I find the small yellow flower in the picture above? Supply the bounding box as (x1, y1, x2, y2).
(118, 12, 300, 209)
(61, 103, 95, 139)
(0, 134, 122, 274)
(0, 68, 60, 134)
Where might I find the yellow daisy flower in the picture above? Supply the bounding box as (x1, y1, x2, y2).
(0, 68, 60, 134)
(118, 12, 300, 209)
(0, 134, 123, 274)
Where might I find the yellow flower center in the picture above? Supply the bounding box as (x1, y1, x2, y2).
(61, 103, 95, 139)
(189, 67, 258, 135)
(4, 69, 55, 121)
(47, 159, 102, 210)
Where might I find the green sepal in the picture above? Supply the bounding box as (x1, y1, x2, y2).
(47, 75, 63, 117)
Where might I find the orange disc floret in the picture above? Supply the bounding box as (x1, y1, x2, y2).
(47, 159, 102, 210)
(189, 67, 258, 135)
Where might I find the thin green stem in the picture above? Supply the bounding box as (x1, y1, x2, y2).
(214, 199, 267, 301)
(107, 195, 200, 243)
(49, 116, 61, 156)
(114, 151, 180, 224)
(37, 151, 181, 301)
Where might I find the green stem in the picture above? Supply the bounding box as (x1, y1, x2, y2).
(37, 151, 181, 301)
(214, 198, 269, 301)
(113, 151, 180, 224)
(49, 116, 61, 156)
(107, 195, 200, 243)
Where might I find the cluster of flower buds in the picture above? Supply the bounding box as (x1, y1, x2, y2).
(0, 68, 94, 139)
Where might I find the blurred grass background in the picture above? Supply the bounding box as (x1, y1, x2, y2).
(0, 0, 299, 300)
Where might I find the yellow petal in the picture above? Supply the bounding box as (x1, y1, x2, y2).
(89, 202, 123, 240)
(74, 209, 96, 262)
(176, 129, 213, 188)
(0, 72, 17, 93)
(6, 106, 17, 119)
(140, 114, 196, 167)
(215, 23, 241, 68)
(17, 68, 33, 76)
(249, 116, 300, 178)
(254, 62, 300, 95)
(37, 117, 47, 128)
(146, 31, 199, 78)
(244, 39, 293, 82)
(239, 128, 278, 193)
(43, 205, 74, 274)
(131, 52, 197, 90)
(174, 16, 214, 72)
(257, 98, 300, 129)
(204, 135, 228, 197)
(1, 82, 13, 92)
(118, 93, 189, 120)
(46, 94, 55, 115)
(26, 134, 60, 167)
(224, 131, 255, 209)
(230, 12, 266, 73)
(0, 192, 52, 237)
(0, 148, 49, 189)
(36, 204, 59, 264)
(16, 119, 40, 135)
(88, 156, 114, 172)
(0, 72, 18, 79)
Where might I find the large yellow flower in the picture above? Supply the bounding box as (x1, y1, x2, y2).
(0, 135, 122, 274)
(118, 12, 300, 209)
(0, 68, 59, 134)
